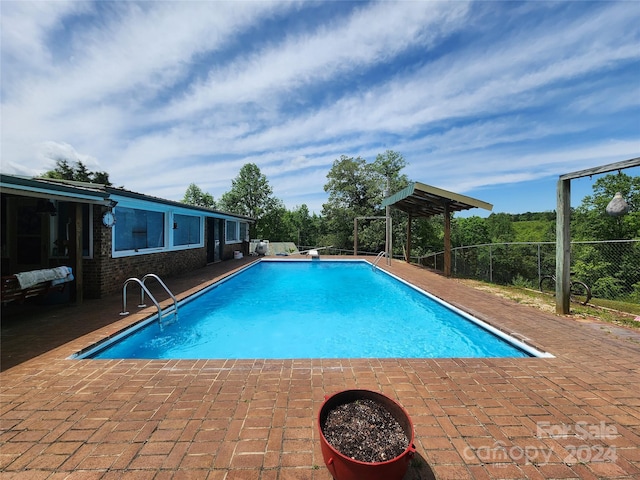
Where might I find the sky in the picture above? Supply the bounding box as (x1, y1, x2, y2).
(1, 1, 639, 217)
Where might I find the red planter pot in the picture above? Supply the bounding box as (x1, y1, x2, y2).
(318, 389, 416, 480)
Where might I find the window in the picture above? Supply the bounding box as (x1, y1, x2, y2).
(114, 207, 164, 252)
(239, 222, 248, 242)
(226, 220, 239, 242)
(173, 214, 201, 246)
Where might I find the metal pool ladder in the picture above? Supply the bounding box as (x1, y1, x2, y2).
(371, 251, 386, 270)
(120, 274, 178, 328)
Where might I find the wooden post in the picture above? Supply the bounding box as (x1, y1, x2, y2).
(68, 202, 84, 304)
(385, 208, 391, 266)
(556, 179, 571, 314)
(388, 216, 392, 266)
(443, 203, 451, 277)
(405, 213, 412, 262)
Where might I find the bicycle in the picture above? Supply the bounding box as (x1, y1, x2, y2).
(539, 273, 592, 305)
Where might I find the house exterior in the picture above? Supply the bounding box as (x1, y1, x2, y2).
(0, 174, 253, 301)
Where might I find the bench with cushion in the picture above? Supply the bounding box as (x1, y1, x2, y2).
(1, 267, 74, 305)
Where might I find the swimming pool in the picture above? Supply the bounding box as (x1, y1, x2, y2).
(75, 260, 551, 359)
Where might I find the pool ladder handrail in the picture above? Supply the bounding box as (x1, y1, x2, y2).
(120, 274, 178, 327)
(371, 251, 386, 270)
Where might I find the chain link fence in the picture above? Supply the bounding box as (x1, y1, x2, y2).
(418, 240, 640, 304)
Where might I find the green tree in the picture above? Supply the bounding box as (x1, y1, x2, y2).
(409, 216, 445, 257)
(92, 171, 111, 185)
(374, 150, 411, 252)
(322, 156, 378, 250)
(572, 173, 639, 241)
(182, 183, 216, 208)
(512, 219, 555, 242)
(282, 204, 322, 247)
(373, 150, 408, 191)
(448, 216, 490, 279)
(486, 213, 515, 243)
(321, 151, 410, 253)
(255, 198, 289, 240)
(218, 163, 280, 239)
(42, 159, 112, 185)
(323, 156, 378, 212)
(570, 172, 640, 300)
(451, 216, 490, 247)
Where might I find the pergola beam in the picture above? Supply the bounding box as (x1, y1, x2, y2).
(559, 157, 640, 181)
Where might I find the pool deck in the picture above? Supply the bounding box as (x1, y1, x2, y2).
(1, 256, 639, 479)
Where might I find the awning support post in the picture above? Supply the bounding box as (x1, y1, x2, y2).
(443, 203, 451, 277)
(405, 213, 412, 262)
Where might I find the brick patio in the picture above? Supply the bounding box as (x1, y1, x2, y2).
(1, 257, 639, 479)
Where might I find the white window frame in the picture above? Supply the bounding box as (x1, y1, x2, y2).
(112, 205, 166, 257)
(171, 213, 204, 250)
(239, 221, 249, 242)
(226, 219, 240, 243)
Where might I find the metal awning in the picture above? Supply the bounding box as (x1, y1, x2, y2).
(381, 182, 492, 217)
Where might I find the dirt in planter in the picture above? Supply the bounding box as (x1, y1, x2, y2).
(321, 398, 409, 463)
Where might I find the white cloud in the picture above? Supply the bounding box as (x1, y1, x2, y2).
(158, 1, 472, 121)
(38, 141, 101, 169)
(0, 1, 90, 90)
(1, 1, 638, 216)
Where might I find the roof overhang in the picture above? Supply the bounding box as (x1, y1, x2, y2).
(0, 174, 111, 205)
(381, 182, 493, 217)
(0, 174, 256, 222)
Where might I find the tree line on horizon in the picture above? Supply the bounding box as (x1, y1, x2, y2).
(42, 155, 639, 255)
(180, 152, 639, 256)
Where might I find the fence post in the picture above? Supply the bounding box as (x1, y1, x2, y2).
(537, 243, 541, 284)
(490, 245, 494, 283)
(454, 248, 457, 275)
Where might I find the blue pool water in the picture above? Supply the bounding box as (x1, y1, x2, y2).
(83, 260, 541, 359)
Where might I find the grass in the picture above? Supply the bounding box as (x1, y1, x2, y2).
(590, 297, 640, 316)
(458, 279, 640, 330)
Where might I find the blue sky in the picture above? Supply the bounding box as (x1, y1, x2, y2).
(1, 1, 639, 216)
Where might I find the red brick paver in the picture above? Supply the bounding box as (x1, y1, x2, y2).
(1, 257, 639, 479)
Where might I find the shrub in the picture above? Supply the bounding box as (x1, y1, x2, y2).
(512, 274, 534, 289)
(591, 276, 624, 300)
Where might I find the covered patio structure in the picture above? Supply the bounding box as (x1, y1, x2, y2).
(381, 182, 493, 276)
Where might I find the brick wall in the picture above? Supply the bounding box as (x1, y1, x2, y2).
(83, 205, 208, 298)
